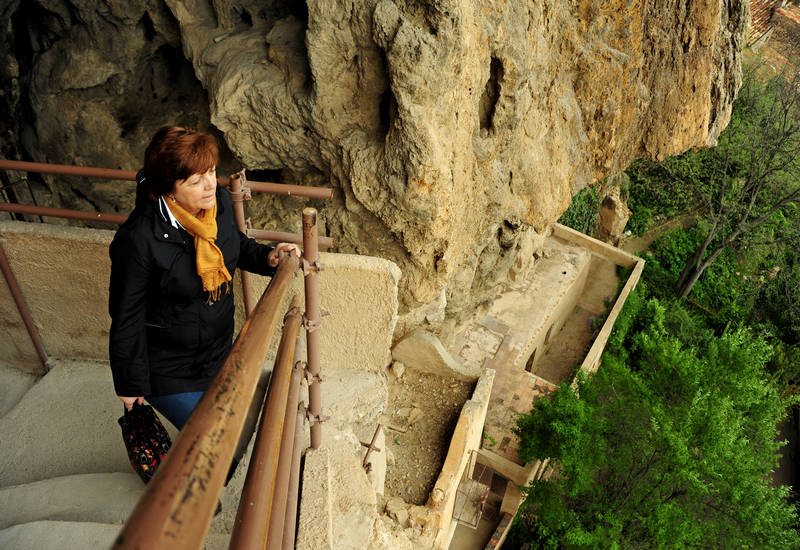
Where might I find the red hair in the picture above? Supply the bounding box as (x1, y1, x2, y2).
(143, 126, 219, 195)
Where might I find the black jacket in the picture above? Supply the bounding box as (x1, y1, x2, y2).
(108, 184, 275, 397)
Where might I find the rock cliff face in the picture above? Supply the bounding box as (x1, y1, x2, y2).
(2, 0, 748, 327)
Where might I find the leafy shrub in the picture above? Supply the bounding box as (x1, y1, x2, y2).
(509, 290, 800, 550)
(558, 186, 600, 237)
(625, 159, 697, 235)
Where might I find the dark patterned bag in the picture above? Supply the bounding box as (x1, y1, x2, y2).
(118, 402, 172, 483)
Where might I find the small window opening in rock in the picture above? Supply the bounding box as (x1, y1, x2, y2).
(525, 349, 537, 372)
(478, 56, 503, 132)
(246, 169, 283, 183)
(119, 114, 138, 138)
(377, 48, 396, 140)
(288, 1, 309, 26)
(12, 3, 62, 64)
(239, 9, 253, 27)
(138, 12, 156, 41)
(434, 250, 444, 270)
(378, 87, 396, 139)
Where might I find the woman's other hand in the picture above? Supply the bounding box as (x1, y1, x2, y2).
(268, 242, 302, 267)
(118, 395, 145, 409)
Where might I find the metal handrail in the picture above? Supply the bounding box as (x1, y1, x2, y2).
(112, 253, 299, 549)
(0, 202, 127, 224)
(0, 158, 330, 546)
(0, 241, 47, 372)
(230, 297, 303, 549)
(0, 159, 334, 199)
(266, 357, 304, 549)
(0, 202, 334, 248)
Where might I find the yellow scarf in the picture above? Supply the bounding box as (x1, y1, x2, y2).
(164, 197, 231, 301)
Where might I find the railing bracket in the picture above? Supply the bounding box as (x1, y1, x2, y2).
(304, 370, 326, 386)
(303, 408, 329, 426)
(302, 258, 324, 276)
(302, 315, 323, 332)
(284, 306, 303, 322)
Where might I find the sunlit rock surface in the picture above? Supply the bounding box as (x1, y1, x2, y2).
(1, 0, 747, 323)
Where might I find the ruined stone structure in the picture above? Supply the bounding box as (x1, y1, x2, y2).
(1, 0, 748, 331)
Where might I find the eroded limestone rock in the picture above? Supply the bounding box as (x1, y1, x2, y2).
(2, 0, 748, 323)
(597, 173, 632, 246)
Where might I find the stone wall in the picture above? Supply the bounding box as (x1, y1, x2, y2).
(1, 0, 749, 326)
(0, 220, 401, 379)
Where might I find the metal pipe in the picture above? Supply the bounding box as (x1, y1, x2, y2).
(230, 174, 257, 316)
(302, 207, 324, 449)
(0, 202, 127, 224)
(1, 159, 334, 198)
(240, 179, 333, 200)
(112, 254, 299, 550)
(265, 361, 303, 550)
(362, 424, 383, 469)
(282, 403, 305, 550)
(0, 241, 48, 372)
(249, 228, 334, 249)
(0, 204, 323, 254)
(229, 296, 303, 550)
(0, 159, 137, 180)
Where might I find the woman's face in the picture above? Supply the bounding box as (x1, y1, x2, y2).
(171, 167, 217, 215)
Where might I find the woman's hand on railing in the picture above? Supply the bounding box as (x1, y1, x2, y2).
(268, 243, 301, 267)
(118, 395, 144, 409)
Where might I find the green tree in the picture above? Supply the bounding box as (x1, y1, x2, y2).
(510, 292, 799, 550)
(664, 68, 800, 298)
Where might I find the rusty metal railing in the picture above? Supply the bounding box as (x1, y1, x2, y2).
(303, 208, 325, 449)
(0, 241, 47, 372)
(0, 202, 127, 224)
(230, 173, 258, 316)
(1, 158, 335, 319)
(0, 159, 334, 199)
(0, 158, 330, 547)
(230, 295, 302, 549)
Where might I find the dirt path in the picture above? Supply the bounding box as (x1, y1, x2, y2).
(381, 369, 474, 505)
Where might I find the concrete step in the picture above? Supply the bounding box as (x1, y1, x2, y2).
(0, 358, 179, 487)
(0, 472, 144, 530)
(0, 361, 36, 418)
(0, 520, 231, 550)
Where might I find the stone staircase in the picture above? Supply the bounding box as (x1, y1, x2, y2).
(0, 359, 235, 549)
(0, 357, 391, 550)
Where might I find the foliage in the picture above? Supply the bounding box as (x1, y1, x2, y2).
(625, 159, 696, 235)
(509, 290, 800, 550)
(558, 186, 600, 237)
(754, 247, 800, 345)
(623, 67, 800, 298)
(640, 223, 790, 328)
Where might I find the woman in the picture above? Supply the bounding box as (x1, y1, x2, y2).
(109, 125, 298, 430)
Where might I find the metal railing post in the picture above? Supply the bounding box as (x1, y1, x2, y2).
(229, 295, 303, 550)
(229, 172, 256, 316)
(302, 207, 324, 449)
(283, 402, 305, 550)
(0, 241, 47, 373)
(112, 254, 298, 550)
(265, 360, 303, 549)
